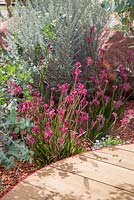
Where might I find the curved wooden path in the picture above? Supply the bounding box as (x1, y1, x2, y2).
(2, 144, 134, 200)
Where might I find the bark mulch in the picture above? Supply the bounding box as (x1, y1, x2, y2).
(0, 162, 38, 199)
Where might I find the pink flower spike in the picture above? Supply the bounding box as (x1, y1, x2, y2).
(31, 138, 35, 144)
(126, 109, 134, 118)
(87, 36, 92, 44)
(103, 96, 110, 104)
(112, 85, 118, 90)
(57, 108, 64, 116)
(52, 154, 57, 159)
(39, 113, 43, 119)
(99, 48, 106, 55)
(81, 89, 87, 95)
(92, 98, 99, 106)
(12, 132, 18, 139)
(113, 100, 123, 108)
(57, 84, 61, 89)
(80, 111, 89, 121)
(120, 117, 130, 127)
(58, 138, 63, 145)
(79, 128, 84, 134)
(70, 132, 76, 139)
(90, 75, 97, 82)
(21, 131, 27, 135)
(122, 73, 128, 81)
(58, 127, 63, 132)
(49, 109, 55, 118)
(9, 80, 13, 86)
(77, 83, 84, 90)
(46, 129, 54, 137)
(63, 127, 68, 135)
(79, 128, 84, 137)
(75, 61, 81, 68)
(65, 95, 73, 104)
(33, 91, 40, 97)
(60, 83, 70, 94)
(99, 70, 107, 80)
(74, 68, 82, 78)
(119, 65, 125, 73)
(64, 121, 69, 127)
(91, 121, 97, 127)
(112, 112, 117, 119)
(44, 104, 48, 110)
(123, 83, 130, 92)
(27, 85, 32, 92)
(89, 26, 95, 34)
(48, 42, 53, 52)
(97, 114, 105, 122)
(75, 119, 79, 124)
(86, 56, 93, 66)
(105, 79, 108, 84)
(51, 87, 55, 92)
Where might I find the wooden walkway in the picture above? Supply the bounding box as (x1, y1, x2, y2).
(2, 144, 134, 200)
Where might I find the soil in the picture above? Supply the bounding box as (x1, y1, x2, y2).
(0, 101, 134, 199)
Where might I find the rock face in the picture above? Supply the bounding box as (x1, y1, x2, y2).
(100, 28, 134, 93)
(100, 29, 134, 71)
(0, 21, 8, 48)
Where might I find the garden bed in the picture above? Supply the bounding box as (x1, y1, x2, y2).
(1, 100, 134, 199)
(1, 0, 134, 199)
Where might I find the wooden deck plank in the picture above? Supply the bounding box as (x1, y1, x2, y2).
(52, 154, 134, 193)
(98, 146, 134, 161)
(2, 145, 134, 200)
(116, 144, 134, 152)
(3, 167, 133, 200)
(82, 148, 134, 170)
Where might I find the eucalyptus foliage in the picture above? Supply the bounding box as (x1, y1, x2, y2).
(0, 64, 33, 170)
(0, 136, 33, 169)
(0, 110, 33, 169)
(0, 103, 33, 169)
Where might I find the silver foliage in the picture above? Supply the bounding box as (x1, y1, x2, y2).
(5, 0, 110, 86)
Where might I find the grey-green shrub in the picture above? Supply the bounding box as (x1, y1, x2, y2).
(0, 108, 33, 169)
(0, 63, 33, 170)
(4, 0, 109, 87)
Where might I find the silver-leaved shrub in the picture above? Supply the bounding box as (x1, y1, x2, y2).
(4, 0, 109, 88)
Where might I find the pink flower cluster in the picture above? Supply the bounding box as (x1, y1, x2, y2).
(72, 61, 82, 81)
(10, 55, 130, 158)
(8, 80, 22, 96)
(120, 109, 134, 127)
(87, 26, 95, 44)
